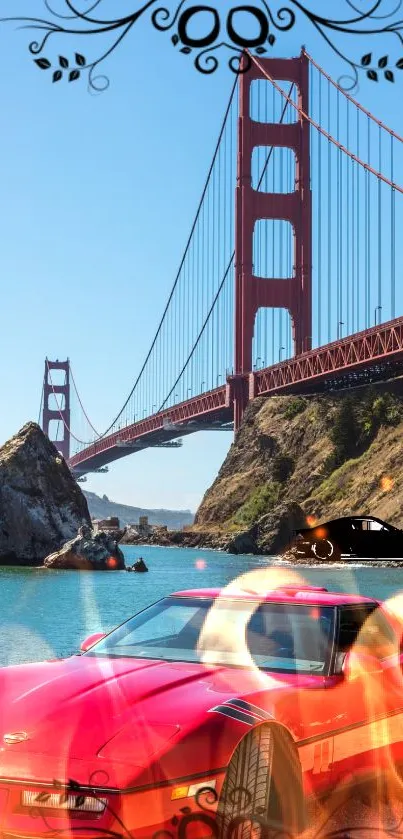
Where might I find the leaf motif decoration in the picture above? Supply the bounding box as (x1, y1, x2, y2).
(59, 56, 69, 68)
(69, 69, 80, 82)
(171, 34, 179, 46)
(75, 53, 86, 66)
(361, 53, 372, 66)
(378, 55, 388, 68)
(35, 57, 51, 69)
(396, 57, 403, 69)
(268, 33, 276, 45)
(53, 69, 62, 82)
(385, 69, 394, 82)
(68, 779, 81, 791)
(35, 791, 51, 802)
(367, 69, 378, 81)
(180, 46, 192, 54)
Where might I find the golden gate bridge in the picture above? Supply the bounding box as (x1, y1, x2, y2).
(39, 50, 403, 478)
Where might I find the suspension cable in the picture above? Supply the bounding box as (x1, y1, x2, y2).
(391, 134, 396, 318)
(304, 49, 403, 143)
(69, 364, 100, 437)
(38, 383, 44, 426)
(157, 83, 295, 411)
(83, 75, 239, 441)
(250, 54, 403, 194)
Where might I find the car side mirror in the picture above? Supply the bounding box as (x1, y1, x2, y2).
(342, 649, 383, 680)
(80, 632, 106, 652)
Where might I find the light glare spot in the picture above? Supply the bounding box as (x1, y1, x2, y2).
(380, 476, 394, 492)
(195, 559, 206, 570)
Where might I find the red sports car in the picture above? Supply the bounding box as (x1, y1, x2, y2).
(0, 584, 402, 839)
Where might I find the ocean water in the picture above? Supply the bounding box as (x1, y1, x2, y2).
(1, 544, 403, 667)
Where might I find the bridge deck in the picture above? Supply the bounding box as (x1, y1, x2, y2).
(69, 316, 403, 475)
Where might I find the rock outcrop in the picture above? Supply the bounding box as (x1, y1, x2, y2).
(226, 502, 307, 555)
(126, 557, 148, 572)
(43, 524, 125, 570)
(0, 423, 90, 566)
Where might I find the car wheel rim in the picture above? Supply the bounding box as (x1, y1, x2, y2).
(312, 539, 334, 560)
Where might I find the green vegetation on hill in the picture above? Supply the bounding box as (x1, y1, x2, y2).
(194, 381, 403, 536)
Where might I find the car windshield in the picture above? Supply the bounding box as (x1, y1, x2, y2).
(85, 597, 335, 675)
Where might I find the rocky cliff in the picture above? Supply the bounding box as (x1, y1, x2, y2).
(0, 423, 90, 565)
(189, 381, 403, 554)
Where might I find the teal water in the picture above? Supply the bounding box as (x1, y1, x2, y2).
(1, 545, 403, 667)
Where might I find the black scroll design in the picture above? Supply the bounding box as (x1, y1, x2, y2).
(26, 773, 132, 839)
(0, 0, 160, 92)
(22, 772, 403, 839)
(1, 1, 403, 87)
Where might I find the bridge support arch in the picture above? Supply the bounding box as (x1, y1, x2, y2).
(42, 359, 71, 460)
(233, 50, 312, 429)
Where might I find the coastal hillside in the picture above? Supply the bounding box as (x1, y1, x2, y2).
(191, 381, 403, 552)
(84, 491, 194, 529)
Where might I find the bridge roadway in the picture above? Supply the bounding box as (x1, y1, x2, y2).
(68, 315, 403, 476)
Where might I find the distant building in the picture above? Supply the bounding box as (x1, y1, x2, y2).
(138, 516, 151, 536)
(127, 516, 169, 538)
(93, 516, 120, 533)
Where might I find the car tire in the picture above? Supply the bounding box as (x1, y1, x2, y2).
(217, 725, 305, 839)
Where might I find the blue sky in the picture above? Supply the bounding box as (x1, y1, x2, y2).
(1, 1, 403, 512)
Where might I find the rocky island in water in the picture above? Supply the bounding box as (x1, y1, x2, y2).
(0, 423, 124, 570)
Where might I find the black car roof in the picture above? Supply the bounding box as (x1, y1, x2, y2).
(326, 515, 388, 525)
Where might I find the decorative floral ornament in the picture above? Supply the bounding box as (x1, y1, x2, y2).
(2, 0, 403, 90)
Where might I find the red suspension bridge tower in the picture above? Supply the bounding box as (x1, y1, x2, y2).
(233, 50, 312, 429)
(42, 359, 71, 460)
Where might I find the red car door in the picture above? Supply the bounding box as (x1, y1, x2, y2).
(328, 605, 399, 790)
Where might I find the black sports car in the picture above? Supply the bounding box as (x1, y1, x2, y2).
(293, 515, 403, 561)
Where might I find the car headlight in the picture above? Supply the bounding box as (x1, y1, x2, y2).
(21, 789, 107, 813)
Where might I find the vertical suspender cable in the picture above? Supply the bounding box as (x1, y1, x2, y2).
(317, 67, 322, 347)
(336, 90, 341, 335)
(38, 384, 44, 427)
(377, 125, 382, 323)
(218, 141, 222, 381)
(357, 107, 360, 332)
(346, 98, 350, 335)
(391, 134, 395, 319)
(211, 153, 216, 387)
(366, 116, 371, 328)
(272, 82, 275, 364)
(327, 79, 331, 342)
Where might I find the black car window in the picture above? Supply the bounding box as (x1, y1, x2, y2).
(351, 519, 384, 531)
(336, 605, 396, 666)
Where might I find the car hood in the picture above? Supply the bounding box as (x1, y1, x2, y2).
(0, 655, 320, 767)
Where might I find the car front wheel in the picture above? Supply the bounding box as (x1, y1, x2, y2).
(217, 725, 305, 839)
